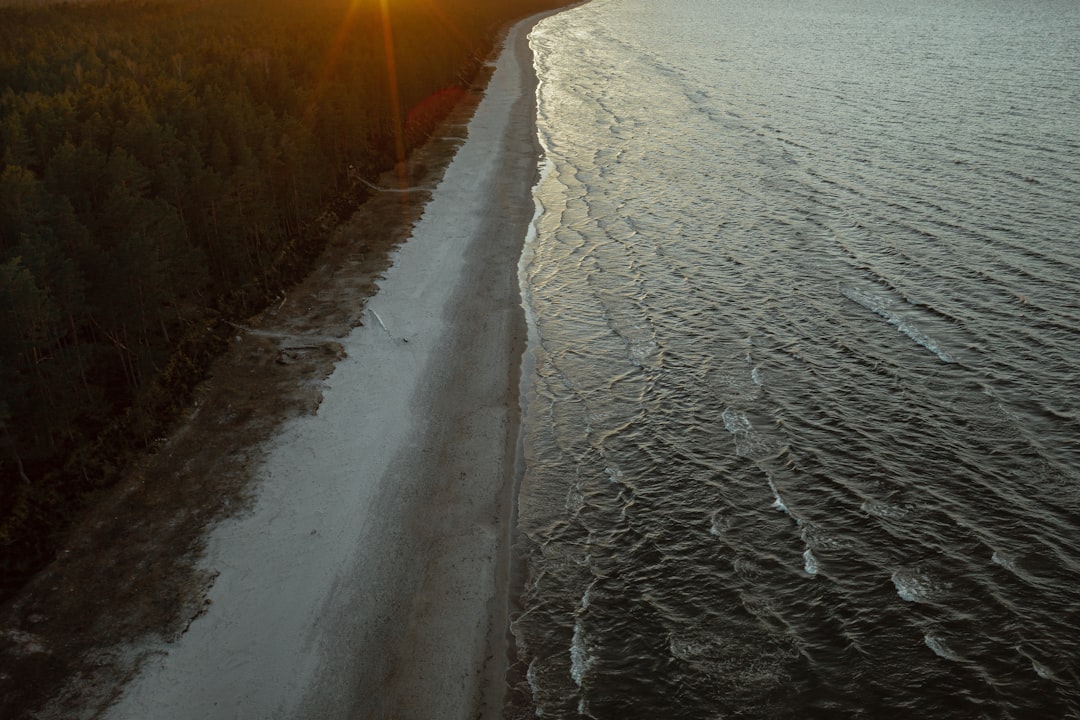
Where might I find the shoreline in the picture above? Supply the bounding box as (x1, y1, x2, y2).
(0, 10, 555, 720)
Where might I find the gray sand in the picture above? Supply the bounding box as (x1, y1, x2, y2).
(103, 14, 546, 720)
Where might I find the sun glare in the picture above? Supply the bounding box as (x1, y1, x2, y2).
(378, 0, 407, 187)
(304, 0, 475, 197)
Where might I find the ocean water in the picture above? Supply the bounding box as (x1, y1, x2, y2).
(510, 0, 1080, 718)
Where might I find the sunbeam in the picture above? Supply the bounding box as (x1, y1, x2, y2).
(378, 0, 408, 189)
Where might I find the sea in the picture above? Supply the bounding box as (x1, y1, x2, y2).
(510, 0, 1080, 717)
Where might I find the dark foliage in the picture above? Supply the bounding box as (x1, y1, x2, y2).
(0, 0, 570, 598)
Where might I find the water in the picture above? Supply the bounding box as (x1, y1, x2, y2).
(510, 0, 1080, 717)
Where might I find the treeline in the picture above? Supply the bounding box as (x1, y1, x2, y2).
(0, 0, 570, 596)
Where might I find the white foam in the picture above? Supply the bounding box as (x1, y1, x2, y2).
(526, 659, 541, 700)
(899, 324, 953, 364)
(800, 522, 841, 550)
(892, 573, 920, 602)
(669, 635, 715, 664)
(861, 499, 914, 520)
(842, 286, 953, 363)
(628, 338, 657, 366)
(991, 550, 1017, 572)
(519, 156, 554, 334)
(803, 548, 819, 576)
(767, 477, 788, 513)
(709, 510, 727, 536)
(570, 620, 594, 687)
(892, 568, 946, 603)
(1012, 646, 1060, 682)
(924, 634, 960, 661)
(565, 482, 585, 514)
(722, 406, 787, 461)
(722, 407, 752, 434)
(751, 366, 763, 386)
(580, 581, 595, 611)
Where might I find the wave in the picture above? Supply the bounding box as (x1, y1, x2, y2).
(763, 476, 787, 514)
(722, 407, 752, 435)
(1030, 657, 1058, 682)
(924, 634, 962, 661)
(721, 407, 786, 461)
(803, 548, 820, 576)
(841, 285, 954, 363)
(709, 510, 730, 536)
(862, 499, 917, 521)
(991, 549, 1017, 572)
(891, 567, 949, 603)
(570, 619, 595, 687)
(518, 0, 1080, 715)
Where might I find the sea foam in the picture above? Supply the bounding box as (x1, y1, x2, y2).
(570, 620, 595, 687)
(803, 548, 820, 576)
(842, 286, 954, 363)
(892, 568, 947, 603)
(924, 634, 961, 661)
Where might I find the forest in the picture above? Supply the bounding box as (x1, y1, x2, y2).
(0, 0, 571, 599)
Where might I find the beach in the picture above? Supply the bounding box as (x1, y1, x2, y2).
(105, 14, 544, 720)
(0, 11, 549, 720)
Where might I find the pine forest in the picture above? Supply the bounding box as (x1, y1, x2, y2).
(0, 0, 570, 598)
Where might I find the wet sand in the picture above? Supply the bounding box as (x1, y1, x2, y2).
(0, 12, 549, 720)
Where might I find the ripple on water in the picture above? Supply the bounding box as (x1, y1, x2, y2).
(516, 0, 1080, 716)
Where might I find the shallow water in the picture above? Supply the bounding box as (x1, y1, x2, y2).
(512, 0, 1080, 717)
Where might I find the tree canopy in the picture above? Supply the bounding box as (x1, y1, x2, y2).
(0, 0, 571, 598)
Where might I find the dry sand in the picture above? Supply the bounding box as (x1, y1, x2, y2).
(106, 16, 545, 720)
(0, 11, 551, 720)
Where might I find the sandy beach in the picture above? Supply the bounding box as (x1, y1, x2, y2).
(106, 15, 544, 720)
(0, 11, 549, 720)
